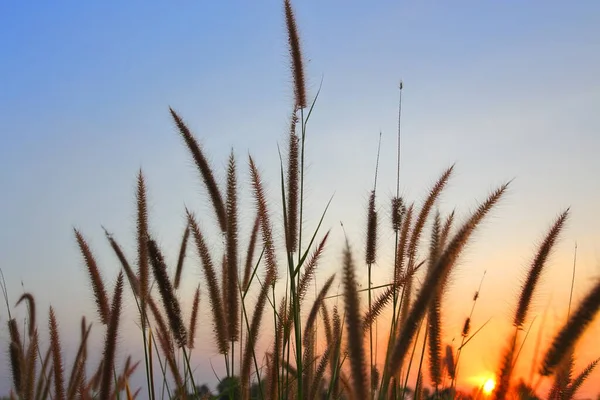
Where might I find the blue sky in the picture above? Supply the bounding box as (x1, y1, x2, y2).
(1, 0, 600, 396)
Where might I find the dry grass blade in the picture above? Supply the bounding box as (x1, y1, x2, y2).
(188, 285, 201, 349)
(147, 239, 187, 348)
(34, 346, 51, 400)
(226, 150, 240, 341)
(540, 278, 600, 376)
(284, 0, 307, 109)
(514, 210, 570, 328)
(170, 107, 227, 233)
(49, 307, 65, 400)
(342, 242, 368, 400)
(99, 273, 124, 400)
(66, 321, 92, 400)
(187, 210, 228, 354)
(174, 223, 190, 290)
(74, 229, 110, 325)
(389, 183, 508, 375)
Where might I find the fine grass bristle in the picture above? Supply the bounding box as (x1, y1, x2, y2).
(99, 273, 124, 400)
(170, 107, 227, 233)
(48, 307, 65, 400)
(342, 242, 368, 400)
(147, 239, 187, 348)
(286, 113, 300, 253)
(514, 209, 570, 328)
(249, 156, 278, 284)
(187, 210, 228, 354)
(284, 0, 307, 109)
(226, 150, 240, 342)
(365, 190, 378, 265)
(16, 293, 36, 338)
(389, 182, 508, 376)
(564, 357, 600, 399)
(136, 170, 150, 316)
(74, 229, 110, 325)
(540, 278, 600, 376)
(189, 285, 201, 349)
(174, 222, 190, 290)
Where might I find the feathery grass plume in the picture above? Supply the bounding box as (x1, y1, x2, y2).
(66, 321, 92, 400)
(391, 197, 405, 233)
(284, 0, 306, 109)
(99, 273, 124, 400)
(103, 229, 140, 296)
(427, 212, 443, 387)
(9, 342, 22, 395)
(302, 329, 316, 399)
(548, 349, 573, 400)
(494, 333, 517, 400)
(221, 254, 229, 336)
(226, 150, 240, 341)
(303, 275, 336, 344)
(363, 285, 396, 332)
(174, 223, 190, 290)
(74, 229, 110, 325)
(395, 204, 413, 284)
(365, 190, 378, 265)
(170, 107, 227, 233)
(241, 280, 270, 390)
(297, 231, 330, 302)
(187, 210, 228, 354)
(7, 320, 23, 379)
(148, 296, 173, 353)
(445, 345, 456, 381)
(23, 330, 38, 400)
(309, 347, 332, 400)
(462, 318, 471, 337)
(135, 171, 150, 319)
(400, 168, 453, 327)
(563, 357, 600, 399)
(389, 183, 508, 376)
(439, 210, 455, 250)
(242, 215, 260, 291)
(16, 293, 36, 338)
(540, 278, 600, 376)
(249, 156, 278, 283)
(49, 307, 65, 400)
(321, 303, 333, 348)
(188, 285, 200, 349)
(514, 210, 570, 328)
(342, 242, 368, 400)
(286, 113, 300, 253)
(147, 239, 187, 348)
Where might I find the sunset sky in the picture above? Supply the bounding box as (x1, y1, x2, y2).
(1, 0, 600, 397)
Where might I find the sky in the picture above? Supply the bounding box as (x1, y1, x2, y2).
(1, 0, 600, 397)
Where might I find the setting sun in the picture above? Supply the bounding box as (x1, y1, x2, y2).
(483, 378, 496, 395)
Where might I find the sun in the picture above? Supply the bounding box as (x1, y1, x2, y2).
(483, 378, 496, 395)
